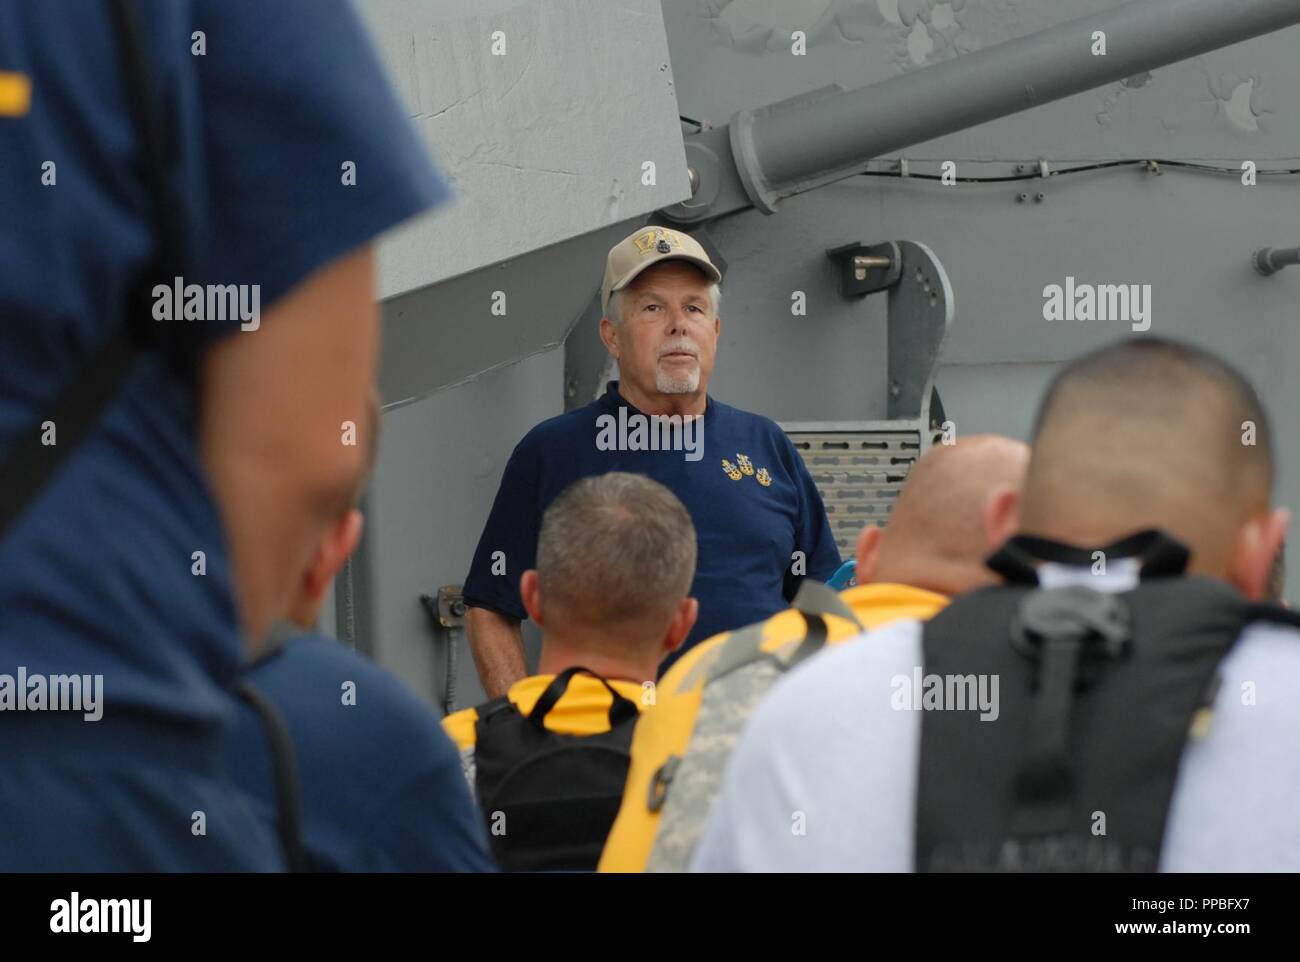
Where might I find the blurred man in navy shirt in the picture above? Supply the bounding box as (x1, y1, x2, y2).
(229, 395, 494, 872)
(0, 0, 445, 869)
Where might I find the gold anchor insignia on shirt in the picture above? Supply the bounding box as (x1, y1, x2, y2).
(720, 458, 742, 481)
(755, 468, 772, 487)
(735, 453, 754, 476)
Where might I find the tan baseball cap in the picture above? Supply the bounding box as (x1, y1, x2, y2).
(601, 225, 722, 315)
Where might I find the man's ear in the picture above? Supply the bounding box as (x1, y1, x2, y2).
(304, 509, 364, 601)
(598, 316, 620, 359)
(1229, 508, 1290, 601)
(855, 524, 884, 584)
(520, 569, 543, 627)
(663, 597, 699, 654)
(983, 486, 1021, 552)
(339, 508, 364, 559)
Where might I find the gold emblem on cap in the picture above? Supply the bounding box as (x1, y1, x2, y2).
(721, 459, 742, 481)
(633, 228, 681, 256)
(756, 468, 772, 487)
(736, 453, 754, 477)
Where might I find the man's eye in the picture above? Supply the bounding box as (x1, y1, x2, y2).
(688, 305, 702, 312)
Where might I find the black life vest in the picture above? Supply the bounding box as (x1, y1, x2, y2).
(473, 666, 640, 872)
(915, 529, 1300, 872)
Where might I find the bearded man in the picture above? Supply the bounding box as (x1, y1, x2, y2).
(462, 226, 840, 697)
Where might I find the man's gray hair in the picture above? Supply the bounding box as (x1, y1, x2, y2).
(608, 281, 721, 325)
(536, 472, 697, 632)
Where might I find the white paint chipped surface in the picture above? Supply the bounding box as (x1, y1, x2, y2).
(666, 0, 1299, 160)
(357, 0, 689, 297)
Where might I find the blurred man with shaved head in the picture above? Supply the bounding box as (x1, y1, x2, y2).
(1018, 338, 1284, 591)
(694, 337, 1300, 873)
(854, 434, 1030, 597)
(599, 434, 1029, 872)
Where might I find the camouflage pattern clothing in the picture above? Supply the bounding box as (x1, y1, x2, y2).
(645, 582, 859, 872)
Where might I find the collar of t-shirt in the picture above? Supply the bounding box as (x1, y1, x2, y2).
(507, 673, 647, 736)
(1036, 557, 1141, 592)
(838, 582, 949, 628)
(601, 380, 714, 423)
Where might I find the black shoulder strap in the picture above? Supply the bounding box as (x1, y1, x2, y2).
(703, 578, 863, 687)
(475, 694, 514, 726)
(237, 680, 308, 873)
(783, 578, 864, 670)
(528, 666, 640, 729)
(1243, 600, 1300, 630)
(0, 0, 194, 544)
(985, 529, 1191, 585)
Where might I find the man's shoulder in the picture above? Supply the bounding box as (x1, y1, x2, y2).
(690, 617, 923, 871)
(254, 630, 376, 676)
(708, 400, 811, 481)
(760, 618, 925, 722)
(249, 633, 453, 758)
(1235, 616, 1300, 653)
(710, 398, 789, 440)
(1220, 618, 1300, 702)
(514, 399, 607, 454)
(660, 607, 809, 693)
(659, 631, 728, 696)
(710, 619, 923, 794)
(442, 705, 480, 752)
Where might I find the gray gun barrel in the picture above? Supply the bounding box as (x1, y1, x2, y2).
(712, 0, 1300, 214)
(1254, 246, 1300, 276)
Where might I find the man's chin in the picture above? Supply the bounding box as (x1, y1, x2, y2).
(656, 372, 700, 395)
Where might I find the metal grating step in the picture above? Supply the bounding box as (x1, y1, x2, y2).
(786, 429, 923, 559)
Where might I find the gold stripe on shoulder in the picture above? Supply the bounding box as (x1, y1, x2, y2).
(0, 72, 32, 117)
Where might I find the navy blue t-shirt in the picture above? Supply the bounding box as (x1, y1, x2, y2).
(0, 0, 444, 869)
(464, 382, 841, 673)
(229, 629, 496, 872)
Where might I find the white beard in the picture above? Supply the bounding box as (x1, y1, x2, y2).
(656, 363, 700, 394)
